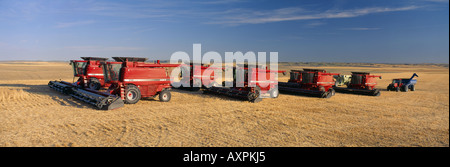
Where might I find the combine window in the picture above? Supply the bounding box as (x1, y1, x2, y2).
(302, 72, 315, 84)
(351, 75, 363, 85)
(290, 72, 299, 80)
(71, 61, 87, 76)
(103, 64, 122, 82)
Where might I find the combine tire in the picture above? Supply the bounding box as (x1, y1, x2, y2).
(330, 88, 335, 96)
(159, 90, 171, 102)
(387, 86, 390, 91)
(125, 85, 141, 104)
(403, 85, 409, 92)
(270, 86, 279, 98)
(88, 78, 101, 90)
(410, 85, 415, 91)
(248, 86, 261, 102)
(396, 87, 400, 92)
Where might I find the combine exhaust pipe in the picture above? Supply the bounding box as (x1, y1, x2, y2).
(48, 81, 124, 110)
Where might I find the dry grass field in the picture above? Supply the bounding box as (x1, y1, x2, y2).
(0, 61, 448, 147)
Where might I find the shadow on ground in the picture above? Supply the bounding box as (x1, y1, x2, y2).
(0, 84, 96, 109)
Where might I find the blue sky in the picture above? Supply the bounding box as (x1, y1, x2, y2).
(0, 0, 448, 63)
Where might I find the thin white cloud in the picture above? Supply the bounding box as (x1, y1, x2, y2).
(342, 27, 381, 31)
(64, 46, 146, 51)
(55, 20, 95, 28)
(426, 0, 449, 3)
(207, 6, 421, 25)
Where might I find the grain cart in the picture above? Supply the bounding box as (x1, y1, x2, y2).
(387, 73, 418, 92)
(203, 65, 285, 103)
(334, 72, 382, 96)
(278, 69, 340, 98)
(102, 57, 181, 104)
(70, 57, 109, 90)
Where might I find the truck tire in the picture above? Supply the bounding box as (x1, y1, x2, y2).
(159, 90, 171, 102)
(88, 78, 101, 90)
(125, 85, 141, 104)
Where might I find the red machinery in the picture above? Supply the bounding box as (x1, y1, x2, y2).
(334, 72, 382, 96)
(48, 57, 180, 110)
(203, 65, 285, 103)
(173, 63, 218, 91)
(102, 57, 180, 104)
(70, 57, 109, 90)
(278, 69, 340, 98)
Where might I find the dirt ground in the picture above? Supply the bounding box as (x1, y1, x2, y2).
(0, 62, 448, 147)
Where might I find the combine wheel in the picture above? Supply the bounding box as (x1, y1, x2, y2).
(159, 90, 171, 102)
(410, 85, 415, 91)
(329, 88, 335, 96)
(125, 85, 141, 104)
(395, 87, 400, 92)
(248, 86, 261, 102)
(269, 86, 279, 98)
(403, 85, 409, 92)
(374, 91, 381, 96)
(88, 78, 101, 90)
(387, 86, 390, 91)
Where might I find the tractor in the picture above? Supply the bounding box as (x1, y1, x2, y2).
(387, 73, 418, 92)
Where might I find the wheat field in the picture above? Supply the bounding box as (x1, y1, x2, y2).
(0, 62, 448, 147)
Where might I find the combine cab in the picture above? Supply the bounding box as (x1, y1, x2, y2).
(278, 69, 340, 98)
(203, 65, 285, 103)
(334, 72, 382, 96)
(387, 73, 418, 92)
(70, 57, 109, 90)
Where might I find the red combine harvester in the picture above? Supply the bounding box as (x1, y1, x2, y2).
(203, 65, 285, 103)
(278, 69, 340, 98)
(102, 57, 180, 104)
(48, 57, 180, 110)
(334, 72, 382, 96)
(173, 63, 218, 91)
(70, 57, 109, 90)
